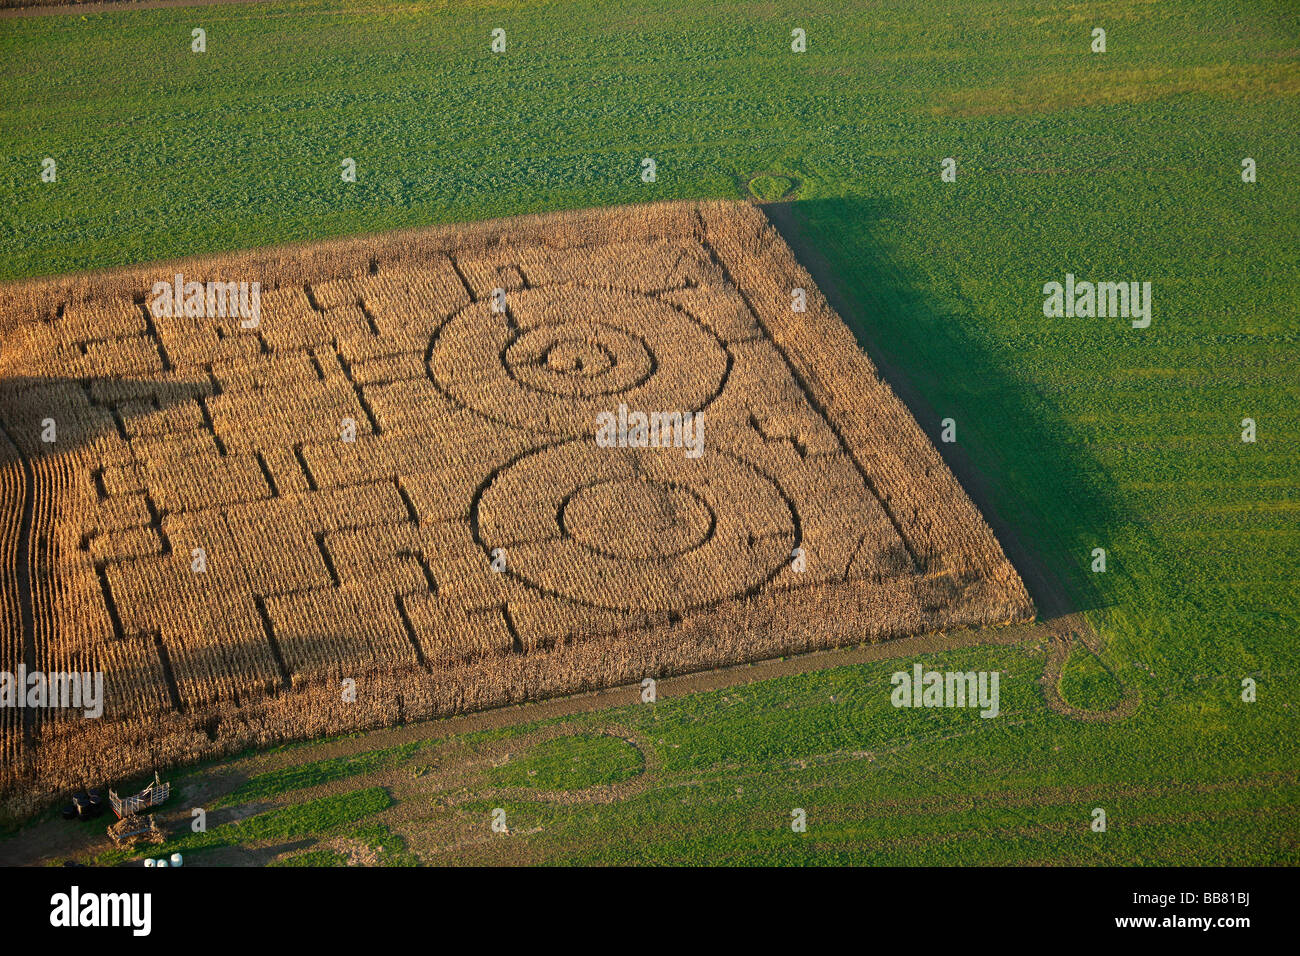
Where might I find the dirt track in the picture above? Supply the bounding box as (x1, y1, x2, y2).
(0, 614, 1051, 865)
(1039, 614, 1139, 722)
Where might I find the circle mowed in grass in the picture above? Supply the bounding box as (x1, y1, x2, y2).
(747, 174, 795, 201)
(488, 734, 645, 791)
(1058, 644, 1124, 712)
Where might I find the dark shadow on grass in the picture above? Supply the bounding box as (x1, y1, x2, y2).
(763, 198, 1126, 618)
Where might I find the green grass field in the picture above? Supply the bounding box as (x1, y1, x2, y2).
(1, 0, 1297, 864)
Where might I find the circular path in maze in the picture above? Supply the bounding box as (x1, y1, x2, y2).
(475, 440, 796, 614)
(429, 286, 729, 437)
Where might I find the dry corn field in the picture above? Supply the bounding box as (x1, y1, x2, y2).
(0, 201, 1032, 814)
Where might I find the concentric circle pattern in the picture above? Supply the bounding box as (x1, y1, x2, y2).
(0, 202, 1035, 814)
(505, 324, 648, 397)
(430, 286, 728, 436)
(476, 441, 796, 613)
(561, 479, 714, 561)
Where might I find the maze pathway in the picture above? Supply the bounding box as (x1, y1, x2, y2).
(0, 201, 1033, 810)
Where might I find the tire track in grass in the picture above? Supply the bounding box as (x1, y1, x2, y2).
(173, 616, 1053, 788)
(0, 0, 278, 19)
(1040, 614, 1139, 722)
(437, 723, 658, 807)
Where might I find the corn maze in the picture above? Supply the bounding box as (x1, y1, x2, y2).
(0, 201, 1032, 813)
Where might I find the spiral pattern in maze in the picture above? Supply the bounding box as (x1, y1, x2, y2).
(429, 286, 728, 436)
(476, 441, 796, 613)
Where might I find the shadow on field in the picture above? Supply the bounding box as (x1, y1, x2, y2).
(0, 375, 213, 459)
(0, 375, 211, 735)
(763, 198, 1123, 619)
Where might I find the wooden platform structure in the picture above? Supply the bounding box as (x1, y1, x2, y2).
(107, 814, 166, 847)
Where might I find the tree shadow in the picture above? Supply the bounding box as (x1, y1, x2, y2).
(763, 197, 1127, 618)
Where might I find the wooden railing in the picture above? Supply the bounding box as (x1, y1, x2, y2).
(108, 772, 170, 818)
